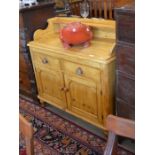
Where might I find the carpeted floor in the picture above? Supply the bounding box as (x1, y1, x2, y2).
(19, 97, 134, 155)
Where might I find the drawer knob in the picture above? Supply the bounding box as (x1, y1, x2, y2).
(60, 87, 69, 92)
(42, 58, 48, 64)
(63, 87, 69, 92)
(76, 67, 83, 76)
(60, 87, 64, 91)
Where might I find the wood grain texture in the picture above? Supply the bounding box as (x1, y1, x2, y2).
(106, 115, 135, 139)
(104, 131, 117, 155)
(116, 43, 135, 76)
(69, 0, 82, 16)
(28, 17, 116, 130)
(108, 0, 134, 19)
(115, 4, 135, 120)
(104, 115, 135, 155)
(19, 114, 34, 155)
(115, 10, 135, 43)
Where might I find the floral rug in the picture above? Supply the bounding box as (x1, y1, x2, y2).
(19, 97, 134, 155)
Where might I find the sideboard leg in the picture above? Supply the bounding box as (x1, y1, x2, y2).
(40, 99, 45, 107)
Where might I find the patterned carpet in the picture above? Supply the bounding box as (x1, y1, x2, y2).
(19, 97, 134, 155)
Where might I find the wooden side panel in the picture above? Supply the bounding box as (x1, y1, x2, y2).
(115, 9, 135, 43)
(116, 98, 135, 119)
(116, 72, 135, 105)
(116, 43, 135, 76)
(101, 60, 115, 126)
(115, 4, 135, 120)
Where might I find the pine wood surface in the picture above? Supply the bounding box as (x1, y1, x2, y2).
(19, 114, 34, 155)
(28, 17, 116, 130)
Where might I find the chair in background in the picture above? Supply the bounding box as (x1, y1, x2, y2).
(68, 0, 83, 16)
(88, 0, 108, 18)
(19, 114, 34, 155)
(68, 0, 108, 19)
(107, 0, 134, 19)
(63, 0, 134, 19)
(104, 115, 135, 155)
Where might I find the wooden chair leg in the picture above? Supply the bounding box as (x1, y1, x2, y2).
(25, 138, 34, 155)
(104, 131, 117, 155)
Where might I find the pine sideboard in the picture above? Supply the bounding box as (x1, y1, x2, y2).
(28, 17, 116, 129)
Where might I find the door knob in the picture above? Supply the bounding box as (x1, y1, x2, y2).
(60, 87, 64, 91)
(42, 58, 48, 64)
(63, 87, 69, 92)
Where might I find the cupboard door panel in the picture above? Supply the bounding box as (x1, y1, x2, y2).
(65, 75, 101, 124)
(35, 68, 67, 108)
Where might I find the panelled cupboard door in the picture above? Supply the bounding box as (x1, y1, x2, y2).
(35, 68, 67, 109)
(64, 74, 102, 124)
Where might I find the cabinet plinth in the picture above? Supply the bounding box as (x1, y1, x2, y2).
(28, 17, 116, 130)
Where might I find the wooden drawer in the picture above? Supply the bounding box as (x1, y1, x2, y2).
(32, 53, 60, 70)
(63, 61, 100, 81)
(116, 43, 135, 76)
(116, 71, 135, 105)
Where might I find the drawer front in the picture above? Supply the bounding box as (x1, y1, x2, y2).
(32, 53, 60, 70)
(63, 61, 100, 81)
(116, 98, 135, 120)
(116, 44, 135, 76)
(116, 71, 135, 106)
(116, 13, 135, 43)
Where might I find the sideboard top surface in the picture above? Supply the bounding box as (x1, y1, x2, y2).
(28, 17, 116, 64)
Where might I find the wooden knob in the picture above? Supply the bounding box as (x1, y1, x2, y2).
(63, 87, 69, 92)
(42, 58, 48, 64)
(75, 67, 83, 75)
(60, 87, 64, 91)
(72, 98, 76, 101)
